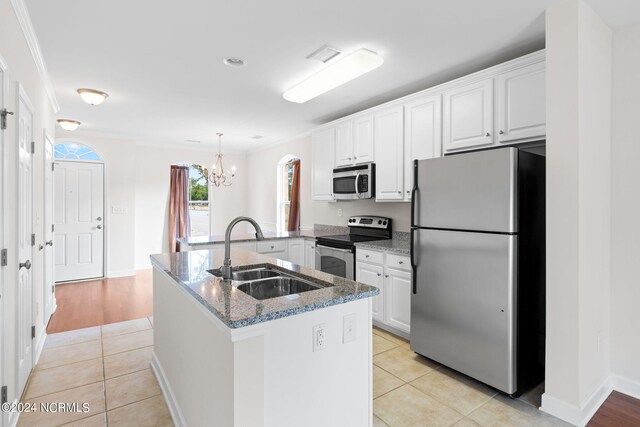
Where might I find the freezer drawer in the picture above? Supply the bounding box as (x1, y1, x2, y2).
(413, 147, 518, 233)
(410, 228, 517, 394)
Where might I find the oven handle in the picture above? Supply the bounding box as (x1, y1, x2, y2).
(316, 244, 353, 254)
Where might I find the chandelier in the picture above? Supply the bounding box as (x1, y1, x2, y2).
(195, 133, 235, 187)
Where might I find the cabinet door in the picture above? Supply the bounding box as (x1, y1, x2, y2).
(334, 121, 354, 167)
(374, 106, 404, 201)
(231, 241, 257, 252)
(356, 262, 384, 322)
(353, 114, 374, 164)
(385, 267, 412, 333)
(403, 94, 442, 200)
(496, 62, 546, 143)
(287, 239, 305, 266)
(312, 128, 335, 201)
(304, 240, 316, 269)
(443, 79, 494, 152)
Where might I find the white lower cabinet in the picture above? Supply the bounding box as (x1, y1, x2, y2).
(231, 241, 257, 252)
(256, 240, 288, 261)
(356, 249, 411, 334)
(304, 239, 316, 269)
(356, 261, 384, 323)
(287, 239, 304, 266)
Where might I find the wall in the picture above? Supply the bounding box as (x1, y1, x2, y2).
(542, 0, 612, 423)
(0, 0, 56, 423)
(54, 132, 248, 272)
(245, 135, 411, 233)
(610, 23, 640, 388)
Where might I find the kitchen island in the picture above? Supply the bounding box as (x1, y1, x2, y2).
(150, 248, 378, 427)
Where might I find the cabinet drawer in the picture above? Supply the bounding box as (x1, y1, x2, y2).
(386, 254, 411, 271)
(256, 240, 287, 253)
(356, 248, 383, 264)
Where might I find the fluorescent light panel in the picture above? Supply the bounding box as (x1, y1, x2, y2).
(283, 48, 383, 103)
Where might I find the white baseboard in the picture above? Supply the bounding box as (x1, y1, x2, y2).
(151, 352, 186, 427)
(106, 269, 136, 278)
(610, 374, 640, 400)
(33, 329, 47, 364)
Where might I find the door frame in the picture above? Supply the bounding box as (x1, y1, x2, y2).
(43, 131, 55, 316)
(53, 151, 106, 282)
(0, 53, 8, 427)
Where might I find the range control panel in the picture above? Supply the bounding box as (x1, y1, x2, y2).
(347, 216, 391, 229)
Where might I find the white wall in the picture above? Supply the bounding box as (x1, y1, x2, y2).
(246, 135, 412, 233)
(543, 0, 612, 422)
(610, 23, 640, 388)
(54, 133, 248, 272)
(0, 0, 56, 422)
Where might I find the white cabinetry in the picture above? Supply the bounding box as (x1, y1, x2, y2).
(312, 128, 335, 201)
(334, 115, 374, 167)
(403, 94, 442, 201)
(374, 106, 404, 201)
(356, 249, 412, 334)
(256, 240, 287, 260)
(304, 239, 316, 269)
(496, 61, 546, 144)
(287, 239, 304, 266)
(443, 78, 494, 152)
(231, 241, 257, 252)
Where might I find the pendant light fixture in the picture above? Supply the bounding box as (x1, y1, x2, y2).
(192, 133, 236, 187)
(77, 88, 109, 105)
(57, 119, 81, 131)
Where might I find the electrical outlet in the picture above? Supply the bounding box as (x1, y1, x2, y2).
(337, 208, 343, 217)
(313, 324, 326, 352)
(343, 314, 357, 344)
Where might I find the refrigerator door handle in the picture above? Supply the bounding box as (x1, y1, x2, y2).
(410, 228, 417, 294)
(411, 159, 418, 227)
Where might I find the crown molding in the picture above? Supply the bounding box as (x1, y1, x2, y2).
(253, 130, 312, 153)
(9, 0, 60, 113)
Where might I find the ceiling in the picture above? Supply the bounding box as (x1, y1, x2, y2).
(24, 0, 640, 151)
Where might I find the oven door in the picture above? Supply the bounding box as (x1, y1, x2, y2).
(315, 244, 355, 280)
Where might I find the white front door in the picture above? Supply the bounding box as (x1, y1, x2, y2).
(43, 133, 55, 318)
(17, 84, 34, 395)
(54, 161, 104, 282)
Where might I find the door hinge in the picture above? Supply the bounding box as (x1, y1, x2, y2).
(1, 385, 7, 405)
(31, 141, 35, 154)
(0, 108, 13, 130)
(52, 224, 55, 232)
(0, 249, 6, 267)
(31, 326, 35, 339)
(52, 285, 55, 293)
(51, 162, 55, 171)
(31, 234, 36, 246)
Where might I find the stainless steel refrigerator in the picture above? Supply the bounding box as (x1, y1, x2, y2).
(409, 146, 545, 396)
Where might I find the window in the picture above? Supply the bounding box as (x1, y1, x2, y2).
(183, 163, 209, 237)
(54, 142, 102, 161)
(277, 155, 299, 231)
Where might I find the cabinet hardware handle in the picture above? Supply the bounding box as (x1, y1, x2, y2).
(406, 190, 410, 194)
(19, 260, 32, 270)
(348, 157, 352, 160)
(398, 261, 403, 264)
(499, 130, 504, 135)
(485, 132, 491, 137)
(365, 255, 370, 258)
(385, 275, 389, 278)
(377, 273, 381, 276)
(97, 225, 102, 229)
(46, 240, 53, 246)
(398, 191, 401, 194)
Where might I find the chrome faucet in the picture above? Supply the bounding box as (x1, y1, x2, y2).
(221, 216, 264, 279)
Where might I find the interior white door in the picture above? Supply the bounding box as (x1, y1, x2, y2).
(0, 56, 7, 411)
(17, 84, 34, 396)
(43, 133, 55, 318)
(54, 161, 104, 282)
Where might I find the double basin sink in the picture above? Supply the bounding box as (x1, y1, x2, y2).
(208, 266, 323, 300)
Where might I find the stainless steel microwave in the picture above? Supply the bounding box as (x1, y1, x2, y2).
(332, 163, 375, 200)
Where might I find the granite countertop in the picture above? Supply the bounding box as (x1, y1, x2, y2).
(354, 232, 411, 256)
(150, 248, 378, 328)
(178, 227, 346, 247)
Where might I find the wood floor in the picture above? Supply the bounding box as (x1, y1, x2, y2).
(588, 391, 640, 427)
(47, 270, 153, 334)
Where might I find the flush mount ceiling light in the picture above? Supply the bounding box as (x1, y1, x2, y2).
(57, 119, 81, 131)
(77, 88, 109, 105)
(283, 48, 384, 104)
(223, 57, 246, 67)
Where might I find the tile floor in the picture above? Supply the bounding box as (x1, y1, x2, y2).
(371, 327, 570, 427)
(18, 316, 172, 427)
(19, 318, 570, 426)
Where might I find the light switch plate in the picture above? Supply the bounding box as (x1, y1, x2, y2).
(343, 314, 357, 344)
(112, 206, 128, 215)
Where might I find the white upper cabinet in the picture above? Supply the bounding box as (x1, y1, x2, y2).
(311, 127, 335, 201)
(374, 106, 404, 201)
(443, 78, 494, 152)
(496, 61, 546, 144)
(352, 114, 374, 164)
(403, 94, 442, 201)
(334, 115, 374, 167)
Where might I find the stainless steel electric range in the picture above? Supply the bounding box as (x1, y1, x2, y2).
(315, 216, 392, 280)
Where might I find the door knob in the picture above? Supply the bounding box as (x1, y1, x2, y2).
(46, 240, 53, 246)
(385, 274, 389, 278)
(485, 132, 491, 137)
(499, 130, 504, 135)
(19, 260, 31, 270)
(377, 273, 381, 277)
(97, 225, 103, 230)
(97, 217, 102, 221)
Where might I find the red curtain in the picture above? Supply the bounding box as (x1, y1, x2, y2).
(168, 165, 190, 252)
(288, 160, 300, 231)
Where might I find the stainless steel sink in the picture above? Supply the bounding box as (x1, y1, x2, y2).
(237, 277, 321, 300)
(208, 267, 281, 281)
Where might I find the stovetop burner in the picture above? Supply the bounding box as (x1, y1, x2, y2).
(316, 216, 392, 250)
